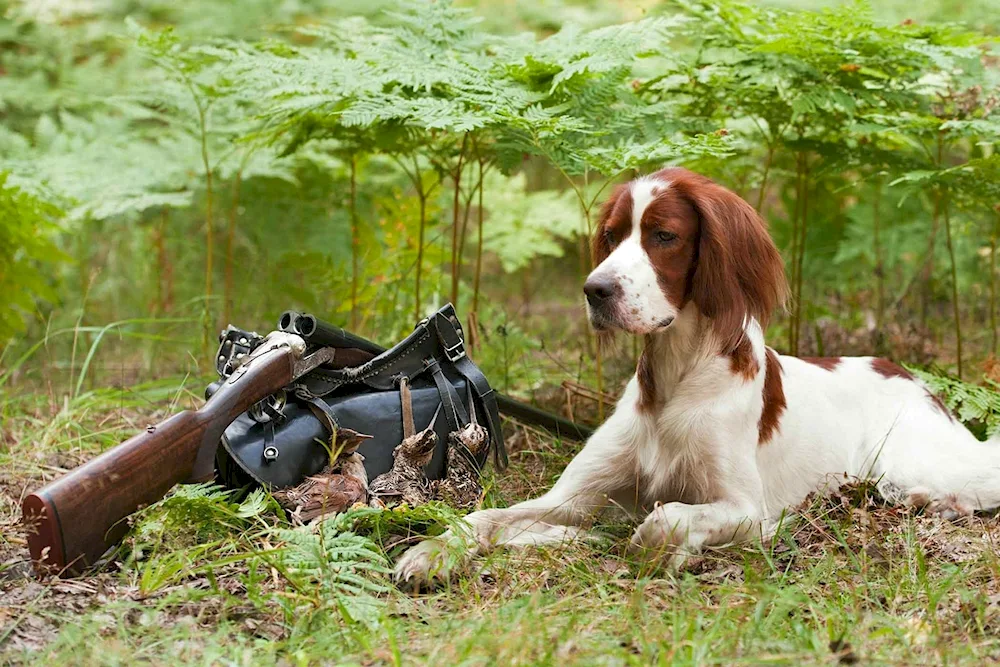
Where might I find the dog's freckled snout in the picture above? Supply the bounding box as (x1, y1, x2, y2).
(584, 276, 620, 307)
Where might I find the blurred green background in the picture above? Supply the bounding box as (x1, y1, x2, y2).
(2, 0, 999, 408)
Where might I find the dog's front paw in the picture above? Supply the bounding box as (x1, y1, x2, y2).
(394, 538, 452, 591)
(628, 503, 699, 569)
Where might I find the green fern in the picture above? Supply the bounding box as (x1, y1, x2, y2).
(909, 367, 1000, 439)
(123, 483, 280, 593)
(322, 503, 478, 590)
(271, 522, 391, 628)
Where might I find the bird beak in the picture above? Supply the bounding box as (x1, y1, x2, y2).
(427, 404, 443, 431)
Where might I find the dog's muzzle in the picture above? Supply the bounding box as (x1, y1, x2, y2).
(583, 276, 620, 309)
(584, 275, 622, 330)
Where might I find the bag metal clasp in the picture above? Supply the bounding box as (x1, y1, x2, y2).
(444, 339, 466, 362)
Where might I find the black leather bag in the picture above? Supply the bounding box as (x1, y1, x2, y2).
(215, 305, 506, 490)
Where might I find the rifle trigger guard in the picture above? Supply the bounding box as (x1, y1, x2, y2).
(249, 390, 287, 424)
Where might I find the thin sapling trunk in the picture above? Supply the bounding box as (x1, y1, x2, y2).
(942, 191, 962, 378)
(415, 186, 427, 323)
(992, 209, 999, 357)
(795, 156, 810, 356)
(224, 170, 241, 327)
(787, 152, 805, 355)
(873, 176, 884, 351)
(197, 101, 214, 337)
(756, 143, 775, 213)
(450, 134, 468, 308)
(350, 155, 360, 331)
(920, 135, 945, 327)
(393, 153, 437, 323)
(470, 159, 486, 351)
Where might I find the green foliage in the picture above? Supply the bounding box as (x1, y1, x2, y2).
(472, 305, 548, 394)
(271, 522, 391, 629)
(327, 499, 468, 548)
(1, 0, 999, 385)
(909, 367, 1000, 439)
(121, 482, 413, 629)
(125, 483, 279, 592)
(0, 173, 66, 343)
(129, 484, 275, 557)
(480, 172, 580, 272)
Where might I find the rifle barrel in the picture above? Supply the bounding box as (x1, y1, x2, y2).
(294, 314, 383, 356)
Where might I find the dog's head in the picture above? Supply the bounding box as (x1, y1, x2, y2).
(584, 168, 787, 351)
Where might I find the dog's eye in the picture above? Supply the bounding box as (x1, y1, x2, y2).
(655, 230, 678, 245)
(603, 229, 617, 248)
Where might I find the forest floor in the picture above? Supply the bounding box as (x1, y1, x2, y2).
(2, 375, 1000, 665)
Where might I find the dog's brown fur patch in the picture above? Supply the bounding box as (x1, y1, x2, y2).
(801, 357, 842, 371)
(759, 348, 786, 445)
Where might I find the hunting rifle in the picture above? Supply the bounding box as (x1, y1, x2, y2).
(22, 311, 593, 576)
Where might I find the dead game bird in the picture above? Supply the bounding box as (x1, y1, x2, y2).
(275, 454, 369, 523)
(273, 428, 372, 524)
(326, 427, 372, 459)
(437, 417, 489, 510)
(369, 411, 440, 508)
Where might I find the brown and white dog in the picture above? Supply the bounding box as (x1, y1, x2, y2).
(395, 168, 1000, 583)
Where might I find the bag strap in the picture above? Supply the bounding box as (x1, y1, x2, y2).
(425, 358, 469, 433)
(399, 376, 416, 439)
(304, 395, 350, 463)
(431, 311, 508, 470)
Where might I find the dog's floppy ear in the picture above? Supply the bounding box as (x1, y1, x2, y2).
(681, 177, 787, 353)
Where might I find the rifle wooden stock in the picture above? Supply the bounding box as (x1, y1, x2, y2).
(22, 343, 297, 575)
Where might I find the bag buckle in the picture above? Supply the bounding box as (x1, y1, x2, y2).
(444, 339, 466, 362)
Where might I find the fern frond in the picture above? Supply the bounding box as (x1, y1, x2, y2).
(272, 523, 391, 628)
(909, 367, 1000, 439)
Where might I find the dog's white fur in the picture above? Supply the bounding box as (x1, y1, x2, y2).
(394, 172, 1000, 584)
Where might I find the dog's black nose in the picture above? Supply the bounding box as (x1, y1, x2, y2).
(584, 276, 619, 306)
